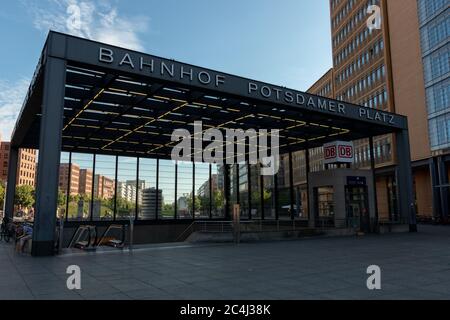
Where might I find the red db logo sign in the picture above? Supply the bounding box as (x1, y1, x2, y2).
(324, 145, 337, 159)
(338, 145, 353, 158)
(323, 141, 354, 164)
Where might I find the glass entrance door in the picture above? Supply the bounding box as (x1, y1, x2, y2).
(345, 186, 369, 232)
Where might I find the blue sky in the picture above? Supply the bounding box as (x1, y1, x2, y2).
(0, 0, 333, 140)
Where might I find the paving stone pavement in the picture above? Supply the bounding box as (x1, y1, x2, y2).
(0, 225, 449, 300)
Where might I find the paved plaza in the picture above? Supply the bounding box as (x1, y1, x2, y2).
(0, 225, 450, 300)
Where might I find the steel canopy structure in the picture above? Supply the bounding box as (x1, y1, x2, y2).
(5, 31, 416, 256)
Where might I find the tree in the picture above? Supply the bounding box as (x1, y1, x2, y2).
(186, 194, 201, 213)
(58, 190, 67, 208)
(213, 190, 224, 209)
(14, 185, 35, 209)
(0, 181, 5, 210)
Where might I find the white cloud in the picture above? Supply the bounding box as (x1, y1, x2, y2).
(25, 0, 149, 51)
(0, 1, 150, 142)
(0, 79, 30, 141)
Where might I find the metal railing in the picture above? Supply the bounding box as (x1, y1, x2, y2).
(66, 221, 133, 252)
(175, 219, 311, 242)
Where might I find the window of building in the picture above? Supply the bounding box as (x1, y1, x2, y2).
(137, 158, 157, 220)
(316, 186, 335, 218)
(211, 164, 226, 218)
(115, 157, 137, 220)
(176, 161, 192, 219)
(93, 155, 116, 221)
(195, 162, 210, 219)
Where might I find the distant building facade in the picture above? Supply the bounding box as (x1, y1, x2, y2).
(0, 134, 37, 187)
(78, 168, 93, 196)
(140, 188, 162, 219)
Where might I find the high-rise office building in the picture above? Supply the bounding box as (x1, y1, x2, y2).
(417, 0, 449, 220)
(94, 175, 115, 200)
(78, 168, 93, 196)
(140, 188, 162, 219)
(308, 0, 449, 221)
(58, 163, 80, 195)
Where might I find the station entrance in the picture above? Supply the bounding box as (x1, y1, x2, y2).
(5, 31, 416, 256)
(345, 179, 370, 233)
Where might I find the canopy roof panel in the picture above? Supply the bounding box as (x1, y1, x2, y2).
(13, 31, 407, 160)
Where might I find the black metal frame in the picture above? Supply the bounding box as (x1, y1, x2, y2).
(4, 31, 416, 256)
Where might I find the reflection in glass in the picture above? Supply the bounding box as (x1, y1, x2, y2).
(116, 157, 137, 220)
(211, 164, 225, 218)
(263, 175, 276, 219)
(138, 158, 158, 220)
(195, 163, 210, 218)
(92, 155, 116, 221)
(277, 154, 291, 220)
(229, 165, 238, 210)
(293, 186, 309, 220)
(238, 164, 249, 219)
(159, 160, 176, 219)
(67, 153, 93, 221)
(58, 152, 71, 219)
(249, 164, 261, 219)
(316, 186, 334, 218)
(177, 161, 192, 219)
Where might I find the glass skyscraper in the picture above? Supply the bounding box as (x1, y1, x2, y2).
(417, 0, 449, 151)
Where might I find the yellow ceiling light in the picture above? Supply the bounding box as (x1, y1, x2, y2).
(63, 88, 105, 130)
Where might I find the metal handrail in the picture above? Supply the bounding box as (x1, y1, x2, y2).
(175, 219, 312, 242)
(68, 225, 97, 249)
(96, 224, 127, 247)
(175, 216, 412, 242)
(175, 221, 196, 242)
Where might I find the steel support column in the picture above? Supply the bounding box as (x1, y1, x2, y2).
(113, 155, 118, 221)
(155, 159, 159, 220)
(89, 154, 96, 222)
(135, 157, 139, 221)
(64, 152, 72, 221)
(369, 137, 379, 232)
(4, 147, 19, 219)
(209, 164, 212, 219)
(192, 163, 195, 220)
(437, 156, 449, 220)
(247, 163, 252, 220)
(429, 158, 441, 220)
(395, 129, 417, 232)
(288, 151, 295, 220)
(224, 164, 230, 220)
(32, 56, 67, 256)
(174, 161, 178, 219)
(306, 149, 314, 228)
(259, 164, 265, 220)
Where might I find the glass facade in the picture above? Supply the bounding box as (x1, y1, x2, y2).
(137, 158, 157, 220)
(277, 154, 291, 220)
(67, 153, 93, 221)
(116, 157, 137, 220)
(194, 162, 210, 218)
(211, 164, 225, 218)
(58, 152, 316, 222)
(417, 0, 450, 151)
(238, 164, 249, 219)
(249, 165, 262, 219)
(93, 155, 116, 221)
(159, 159, 176, 219)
